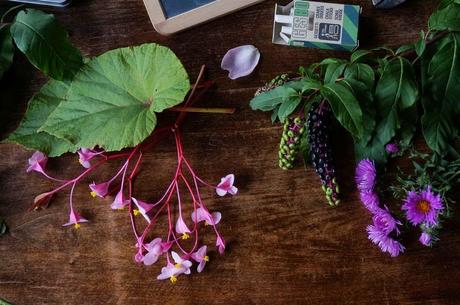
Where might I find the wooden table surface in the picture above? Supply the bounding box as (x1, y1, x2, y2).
(1, 0, 460, 304)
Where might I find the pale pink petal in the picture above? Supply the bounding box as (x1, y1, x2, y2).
(211, 212, 222, 225)
(229, 186, 238, 195)
(89, 182, 110, 198)
(216, 187, 227, 197)
(171, 251, 182, 264)
(110, 190, 129, 210)
(221, 45, 260, 80)
(142, 252, 160, 265)
(197, 261, 206, 273)
(175, 216, 191, 234)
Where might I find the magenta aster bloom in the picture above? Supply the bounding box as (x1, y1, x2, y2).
(371, 206, 401, 235)
(355, 159, 377, 192)
(359, 191, 380, 212)
(367, 225, 405, 257)
(402, 187, 443, 226)
(385, 143, 399, 154)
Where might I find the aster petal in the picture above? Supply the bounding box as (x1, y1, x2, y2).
(221, 45, 260, 80)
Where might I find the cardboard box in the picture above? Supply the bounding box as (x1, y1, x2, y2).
(273, 0, 361, 51)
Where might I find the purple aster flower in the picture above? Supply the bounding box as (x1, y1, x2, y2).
(359, 191, 380, 212)
(419, 232, 433, 247)
(355, 159, 377, 192)
(371, 206, 401, 235)
(385, 143, 399, 154)
(367, 225, 405, 257)
(402, 187, 443, 227)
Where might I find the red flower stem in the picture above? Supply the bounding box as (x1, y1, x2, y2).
(174, 65, 206, 128)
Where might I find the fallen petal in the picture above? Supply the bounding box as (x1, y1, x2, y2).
(221, 45, 260, 80)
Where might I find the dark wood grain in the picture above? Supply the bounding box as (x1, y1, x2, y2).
(1, 1, 460, 304)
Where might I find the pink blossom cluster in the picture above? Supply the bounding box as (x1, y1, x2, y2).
(27, 127, 237, 283)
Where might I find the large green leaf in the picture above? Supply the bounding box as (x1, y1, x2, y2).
(422, 33, 460, 154)
(250, 86, 298, 111)
(429, 3, 460, 31)
(278, 94, 302, 122)
(344, 63, 375, 89)
(7, 80, 76, 156)
(0, 25, 14, 79)
(41, 43, 190, 151)
(375, 57, 418, 144)
(320, 82, 364, 139)
(340, 78, 375, 144)
(10, 9, 83, 81)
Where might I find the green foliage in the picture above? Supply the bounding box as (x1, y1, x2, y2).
(7, 80, 76, 156)
(10, 9, 83, 81)
(422, 33, 460, 155)
(40, 44, 189, 152)
(429, 1, 460, 31)
(0, 25, 14, 79)
(249, 0, 460, 165)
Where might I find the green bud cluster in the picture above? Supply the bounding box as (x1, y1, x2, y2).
(254, 74, 289, 96)
(278, 116, 306, 170)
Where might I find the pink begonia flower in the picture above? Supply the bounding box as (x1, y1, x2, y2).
(77, 148, 103, 168)
(171, 251, 192, 275)
(216, 236, 226, 254)
(110, 190, 130, 210)
(191, 207, 221, 225)
(175, 215, 191, 238)
(63, 209, 88, 229)
(191, 245, 209, 273)
(221, 45, 260, 80)
(27, 151, 47, 173)
(132, 198, 154, 223)
(216, 174, 238, 197)
(157, 262, 185, 284)
(142, 238, 163, 265)
(89, 181, 110, 198)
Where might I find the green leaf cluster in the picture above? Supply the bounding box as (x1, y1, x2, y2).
(250, 0, 460, 164)
(3, 9, 190, 156)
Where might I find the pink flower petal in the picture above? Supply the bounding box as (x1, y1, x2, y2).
(27, 151, 47, 173)
(221, 45, 260, 80)
(197, 260, 206, 273)
(175, 216, 191, 234)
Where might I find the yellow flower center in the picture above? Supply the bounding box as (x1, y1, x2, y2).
(74, 223, 81, 229)
(90, 191, 97, 198)
(174, 263, 182, 269)
(204, 255, 209, 262)
(181, 233, 190, 240)
(170, 275, 177, 284)
(204, 221, 210, 226)
(417, 200, 431, 213)
(133, 209, 140, 216)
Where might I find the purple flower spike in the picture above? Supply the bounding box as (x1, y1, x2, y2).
(221, 45, 260, 80)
